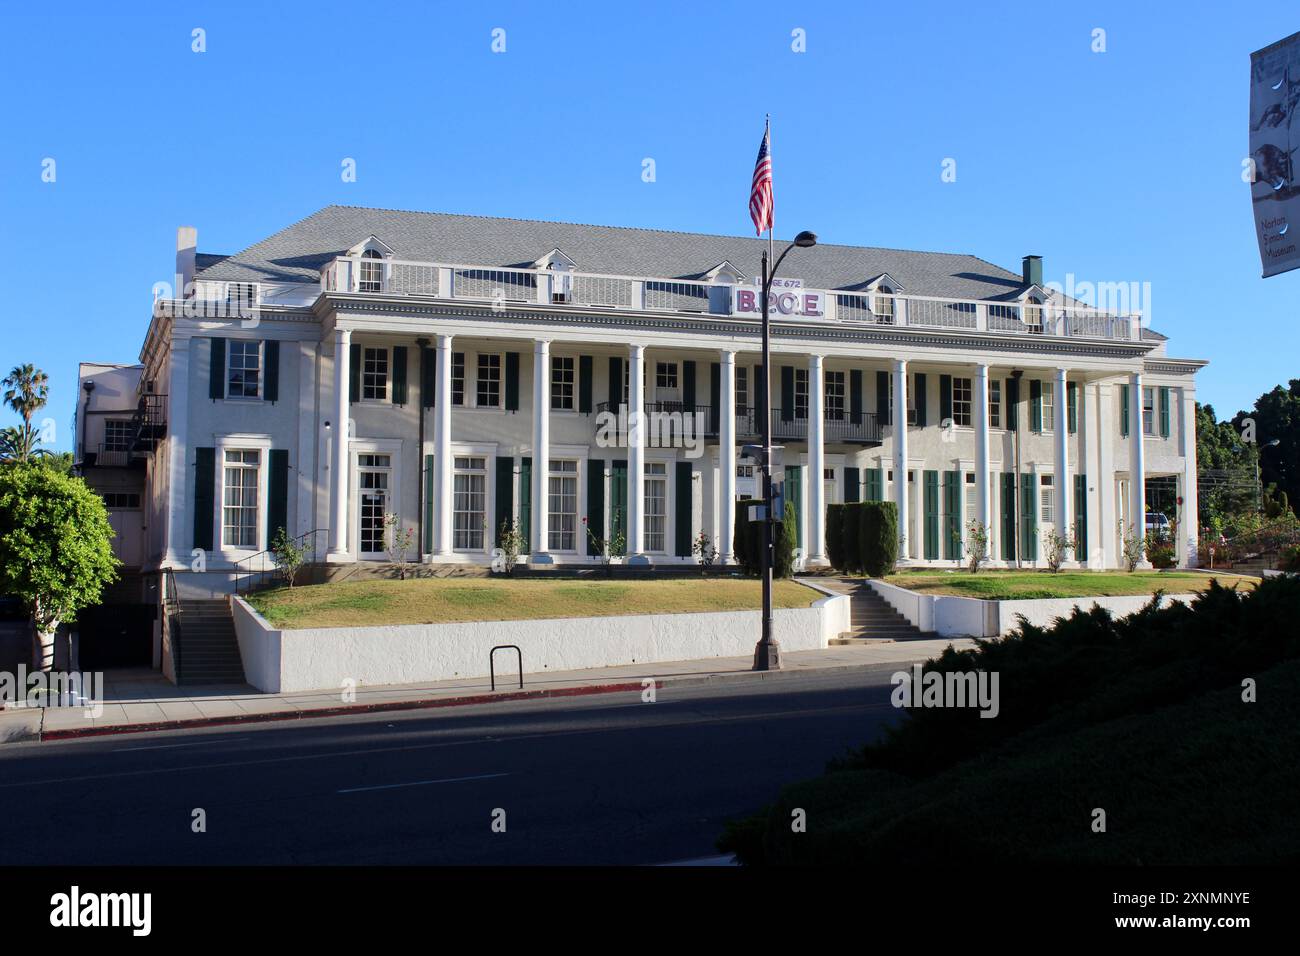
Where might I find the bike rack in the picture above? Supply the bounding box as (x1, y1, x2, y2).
(490, 645, 523, 691)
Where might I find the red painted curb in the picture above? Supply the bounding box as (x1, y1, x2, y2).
(39, 680, 657, 741)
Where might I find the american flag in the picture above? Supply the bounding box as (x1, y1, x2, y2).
(749, 120, 774, 236)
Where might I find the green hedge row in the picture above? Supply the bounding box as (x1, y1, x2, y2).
(733, 498, 797, 579)
(826, 501, 899, 577)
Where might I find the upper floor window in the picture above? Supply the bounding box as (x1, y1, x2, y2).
(874, 289, 895, 323)
(825, 370, 846, 421)
(227, 340, 263, 399)
(886, 375, 918, 425)
(104, 420, 134, 452)
(551, 356, 575, 411)
(1142, 386, 1156, 436)
(952, 377, 973, 427)
(359, 250, 384, 293)
(477, 354, 502, 407)
(655, 362, 679, 400)
(794, 368, 809, 418)
(989, 379, 1002, 429)
(1024, 300, 1044, 333)
(362, 347, 388, 401)
(736, 367, 749, 414)
(451, 353, 466, 406)
(1041, 380, 1055, 433)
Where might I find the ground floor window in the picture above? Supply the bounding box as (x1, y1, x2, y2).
(548, 459, 578, 551)
(222, 449, 260, 548)
(644, 462, 667, 551)
(357, 453, 392, 555)
(454, 456, 487, 550)
(1040, 474, 1055, 524)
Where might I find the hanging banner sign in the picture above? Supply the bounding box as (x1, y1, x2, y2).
(1249, 31, 1300, 277)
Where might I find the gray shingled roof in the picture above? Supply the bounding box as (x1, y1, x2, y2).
(195, 205, 1037, 302)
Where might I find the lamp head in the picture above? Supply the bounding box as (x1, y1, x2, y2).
(794, 231, 817, 248)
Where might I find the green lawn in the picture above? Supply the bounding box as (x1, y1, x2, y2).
(248, 576, 817, 629)
(882, 569, 1256, 601)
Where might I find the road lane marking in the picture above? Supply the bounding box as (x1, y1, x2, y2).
(115, 737, 252, 753)
(337, 772, 510, 794)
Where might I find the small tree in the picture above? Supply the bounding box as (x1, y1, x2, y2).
(773, 500, 797, 579)
(964, 519, 990, 574)
(384, 513, 416, 580)
(0, 466, 119, 670)
(497, 518, 525, 575)
(269, 528, 307, 588)
(692, 530, 718, 569)
(1121, 523, 1146, 572)
(1043, 527, 1074, 573)
(1, 365, 49, 466)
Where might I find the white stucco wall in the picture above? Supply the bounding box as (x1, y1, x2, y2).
(231, 593, 848, 693)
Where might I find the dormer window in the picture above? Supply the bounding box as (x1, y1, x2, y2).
(550, 263, 572, 304)
(359, 250, 384, 293)
(1024, 297, 1044, 333)
(874, 287, 895, 324)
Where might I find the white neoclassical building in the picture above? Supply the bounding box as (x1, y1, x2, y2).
(89, 205, 1205, 593)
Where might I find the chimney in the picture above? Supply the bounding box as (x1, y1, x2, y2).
(1022, 255, 1042, 288)
(176, 226, 198, 295)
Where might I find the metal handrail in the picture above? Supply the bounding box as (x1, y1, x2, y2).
(233, 528, 326, 595)
(490, 645, 523, 691)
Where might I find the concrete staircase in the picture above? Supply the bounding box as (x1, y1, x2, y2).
(174, 599, 246, 685)
(816, 577, 938, 644)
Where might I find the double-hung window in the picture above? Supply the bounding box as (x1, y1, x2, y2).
(227, 340, 262, 399)
(477, 354, 501, 407)
(1041, 381, 1055, 433)
(551, 356, 575, 411)
(548, 460, 578, 551)
(1142, 387, 1156, 436)
(358, 250, 383, 293)
(655, 362, 679, 405)
(644, 462, 667, 552)
(451, 353, 466, 406)
(222, 450, 260, 548)
(824, 371, 846, 421)
(794, 369, 809, 418)
(735, 367, 749, 414)
(453, 456, 487, 550)
(989, 380, 1002, 429)
(952, 377, 973, 427)
(362, 347, 388, 401)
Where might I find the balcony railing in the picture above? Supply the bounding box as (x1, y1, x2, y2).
(320, 255, 1141, 342)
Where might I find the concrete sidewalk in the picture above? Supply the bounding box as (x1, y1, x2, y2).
(1, 638, 973, 743)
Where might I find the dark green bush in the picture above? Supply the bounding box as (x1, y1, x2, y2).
(825, 503, 847, 572)
(858, 501, 899, 577)
(733, 499, 754, 574)
(773, 500, 796, 579)
(1279, 544, 1300, 573)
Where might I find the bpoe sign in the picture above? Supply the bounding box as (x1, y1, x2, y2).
(732, 279, 825, 318)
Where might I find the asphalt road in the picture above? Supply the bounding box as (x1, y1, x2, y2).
(0, 668, 902, 866)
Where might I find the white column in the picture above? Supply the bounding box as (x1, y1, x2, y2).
(433, 334, 453, 557)
(974, 363, 991, 541)
(893, 359, 910, 561)
(627, 344, 647, 563)
(1129, 372, 1150, 568)
(1095, 382, 1116, 568)
(719, 350, 737, 563)
(163, 334, 192, 567)
(1082, 381, 1100, 567)
(328, 327, 351, 560)
(1054, 367, 1072, 556)
(808, 354, 826, 563)
(1180, 388, 1200, 567)
(530, 339, 553, 564)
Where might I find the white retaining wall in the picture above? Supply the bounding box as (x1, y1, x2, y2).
(866, 579, 1199, 639)
(230, 593, 849, 694)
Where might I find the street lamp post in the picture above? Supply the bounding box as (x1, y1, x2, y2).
(1257, 438, 1281, 510)
(754, 230, 817, 672)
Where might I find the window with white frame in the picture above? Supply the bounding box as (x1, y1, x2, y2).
(655, 362, 679, 403)
(874, 290, 895, 323)
(453, 456, 487, 550)
(1041, 380, 1055, 432)
(1024, 300, 1044, 333)
(451, 353, 465, 406)
(887, 375, 918, 424)
(227, 340, 262, 399)
(1040, 474, 1055, 524)
(359, 250, 383, 293)
(551, 356, 575, 411)
(357, 453, 392, 555)
(1142, 386, 1156, 436)
(794, 368, 809, 418)
(989, 379, 1002, 428)
(548, 459, 578, 551)
(825, 370, 846, 421)
(952, 377, 973, 427)
(736, 367, 749, 414)
(476, 354, 502, 407)
(644, 462, 667, 552)
(222, 450, 260, 548)
(362, 347, 388, 401)
(103, 420, 133, 452)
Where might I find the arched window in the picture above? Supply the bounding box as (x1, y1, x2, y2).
(359, 249, 384, 293)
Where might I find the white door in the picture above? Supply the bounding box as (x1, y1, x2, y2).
(356, 453, 393, 559)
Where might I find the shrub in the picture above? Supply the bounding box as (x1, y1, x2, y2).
(734, 499, 755, 574)
(825, 503, 847, 572)
(1281, 544, 1300, 573)
(1043, 527, 1074, 573)
(858, 501, 899, 577)
(773, 500, 796, 579)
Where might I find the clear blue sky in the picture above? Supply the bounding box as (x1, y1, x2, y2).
(2, 0, 1296, 449)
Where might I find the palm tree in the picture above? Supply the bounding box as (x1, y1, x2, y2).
(1, 365, 49, 464)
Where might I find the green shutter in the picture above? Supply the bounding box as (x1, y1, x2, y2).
(263, 340, 280, 402)
(608, 357, 622, 409)
(867, 466, 884, 502)
(423, 455, 435, 554)
(578, 356, 593, 413)
(391, 346, 408, 405)
(844, 466, 860, 503)
(1030, 379, 1042, 432)
(495, 456, 514, 546)
(504, 352, 520, 411)
(675, 462, 693, 556)
(923, 470, 939, 560)
(266, 449, 289, 543)
(1074, 472, 1088, 558)
(586, 458, 605, 555)
(939, 374, 952, 425)
(943, 470, 961, 560)
(780, 366, 795, 421)
(1159, 387, 1171, 438)
(610, 460, 628, 545)
(518, 457, 532, 554)
(1001, 472, 1016, 558)
(850, 369, 863, 424)
(1067, 381, 1078, 434)
(349, 344, 361, 403)
(421, 346, 435, 407)
(913, 373, 927, 426)
(1020, 472, 1038, 561)
(682, 361, 696, 409)
(784, 465, 802, 546)
(209, 338, 226, 401)
(876, 370, 889, 422)
(1120, 383, 1130, 437)
(193, 447, 215, 551)
(1007, 378, 1019, 431)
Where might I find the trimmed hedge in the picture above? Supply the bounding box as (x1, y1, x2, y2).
(733, 498, 796, 579)
(824, 501, 898, 576)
